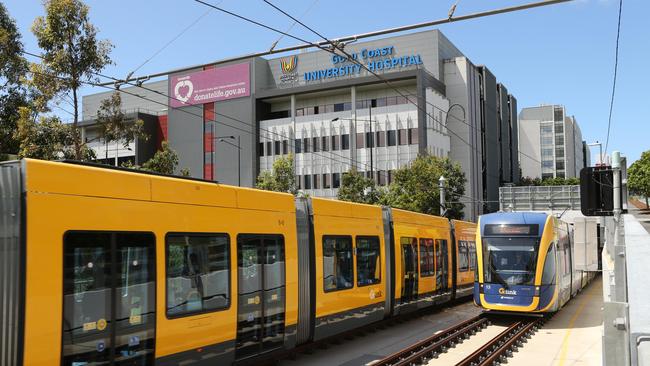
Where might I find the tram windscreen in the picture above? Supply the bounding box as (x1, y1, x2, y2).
(482, 237, 539, 286)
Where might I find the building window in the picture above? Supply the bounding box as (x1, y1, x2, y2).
(322, 173, 330, 189)
(312, 137, 320, 153)
(398, 129, 408, 145)
(296, 175, 302, 189)
(409, 128, 418, 145)
(554, 107, 563, 122)
(295, 139, 302, 154)
(266, 141, 273, 156)
(356, 236, 381, 286)
(387, 130, 397, 146)
(556, 161, 565, 170)
(386, 96, 398, 106)
(323, 104, 334, 114)
(303, 138, 310, 153)
(356, 133, 365, 149)
(387, 170, 393, 184)
(323, 236, 353, 292)
(313, 174, 320, 189)
(305, 106, 315, 115)
(166, 233, 230, 317)
(331, 135, 340, 151)
(296, 108, 304, 117)
(555, 135, 564, 146)
(332, 173, 341, 188)
(419, 238, 435, 277)
(376, 97, 387, 108)
(304, 175, 311, 189)
(282, 140, 288, 155)
(258, 142, 264, 157)
(376, 131, 386, 147)
(321, 136, 329, 152)
(274, 141, 281, 155)
(378, 170, 387, 186)
(341, 134, 350, 150)
(333, 103, 345, 112)
(365, 132, 374, 148)
(555, 147, 564, 158)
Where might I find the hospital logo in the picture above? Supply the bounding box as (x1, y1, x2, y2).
(174, 78, 194, 104)
(280, 55, 298, 74)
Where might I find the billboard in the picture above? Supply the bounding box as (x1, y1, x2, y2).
(169, 62, 250, 108)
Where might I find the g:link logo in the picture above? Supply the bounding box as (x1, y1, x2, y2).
(498, 288, 517, 296)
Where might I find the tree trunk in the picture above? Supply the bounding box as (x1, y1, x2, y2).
(645, 196, 648, 209)
(72, 86, 81, 160)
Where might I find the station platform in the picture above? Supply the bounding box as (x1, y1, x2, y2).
(509, 276, 604, 366)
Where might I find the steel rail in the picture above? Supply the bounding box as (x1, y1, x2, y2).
(455, 317, 543, 366)
(372, 315, 489, 366)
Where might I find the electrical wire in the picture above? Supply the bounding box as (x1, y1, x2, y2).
(603, 0, 623, 156)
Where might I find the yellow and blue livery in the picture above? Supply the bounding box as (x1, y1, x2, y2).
(474, 211, 591, 314)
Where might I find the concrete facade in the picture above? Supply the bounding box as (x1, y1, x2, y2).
(81, 30, 519, 221)
(519, 104, 585, 179)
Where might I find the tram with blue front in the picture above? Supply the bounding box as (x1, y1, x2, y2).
(474, 212, 593, 314)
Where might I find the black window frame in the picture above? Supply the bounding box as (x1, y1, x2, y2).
(458, 240, 469, 272)
(322, 235, 354, 292)
(419, 238, 435, 277)
(341, 134, 350, 150)
(165, 232, 231, 318)
(355, 236, 381, 287)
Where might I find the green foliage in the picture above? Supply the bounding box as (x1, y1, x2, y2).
(256, 155, 296, 194)
(15, 106, 94, 160)
(382, 154, 466, 219)
(628, 151, 650, 203)
(29, 0, 112, 159)
(0, 2, 29, 154)
(518, 176, 580, 186)
(96, 92, 148, 149)
(140, 141, 179, 175)
(337, 169, 381, 204)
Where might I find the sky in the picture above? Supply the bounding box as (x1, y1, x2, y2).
(4, 0, 649, 163)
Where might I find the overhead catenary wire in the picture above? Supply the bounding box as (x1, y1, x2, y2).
(603, 0, 623, 156)
(101, 0, 575, 86)
(194, 0, 514, 184)
(22, 51, 392, 176)
(261, 0, 542, 167)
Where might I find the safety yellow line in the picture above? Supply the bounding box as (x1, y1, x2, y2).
(557, 284, 594, 365)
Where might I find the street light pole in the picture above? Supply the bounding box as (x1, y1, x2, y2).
(439, 175, 447, 217)
(214, 135, 241, 186)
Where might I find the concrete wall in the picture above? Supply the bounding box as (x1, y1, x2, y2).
(509, 95, 520, 183)
(481, 67, 500, 212)
(444, 57, 482, 220)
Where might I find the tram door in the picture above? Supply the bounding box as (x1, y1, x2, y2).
(400, 237, 419, 302)
(236, 235, 286, 360)
(62, 232, 156, 366)
(435, 239, 449, 292)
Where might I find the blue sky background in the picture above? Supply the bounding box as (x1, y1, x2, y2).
(5, 0, 648, 163)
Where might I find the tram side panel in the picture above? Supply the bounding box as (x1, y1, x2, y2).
(310, 198, 386, 341)
(390, 209, 454, 315)
(20, 160, 301, 365)
(451, 220, 478, 299)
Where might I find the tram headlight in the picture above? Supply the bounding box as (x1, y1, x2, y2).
(534, 286, 540, 297)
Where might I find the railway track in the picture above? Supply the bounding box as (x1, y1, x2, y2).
(372, 314, 546, 366)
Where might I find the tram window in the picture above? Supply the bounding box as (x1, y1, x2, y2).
(468, 241, 477, 270)
(166, 233, 230, 317)
(356, 236, 381, 286)
(458, 241, 469, 272)
(541, 244, 556, 285)
(419, 238, 435, 277)
(322, 236, 353, 292)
